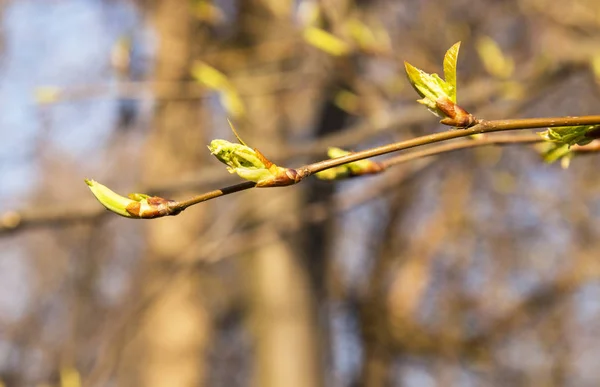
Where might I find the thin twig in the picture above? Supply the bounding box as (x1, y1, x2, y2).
(171, 115, 600, 213)
(303, 116, 600, 175)
(173, 181, 256, 211)
(381, 133, 542, 168)
(3, 116, 600, 231)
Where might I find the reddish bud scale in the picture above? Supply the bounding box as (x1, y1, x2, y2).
(255, 168, 306, 187)
(436, 97, 477, 128)
(126, 197, 181, 218)
(255, 148, 274, 168)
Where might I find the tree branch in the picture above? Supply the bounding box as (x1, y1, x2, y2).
(3, 116, 600, 232)
(381, 133, 542, 168)
(303, 115, 600, 175)
(170, 115, 600, 214)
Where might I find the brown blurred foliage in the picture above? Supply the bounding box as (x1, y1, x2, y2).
(1, 0, 600, 386)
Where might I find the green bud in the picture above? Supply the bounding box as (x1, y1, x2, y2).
(315, 167, 349, 180)
(85, 179, 137, 218)
(208, 139, 265, 168)
(85, 179, 179, 219)
(316, 147, 384, 180)
(209, 121, 305, 187)
(208, 139, 274, 183)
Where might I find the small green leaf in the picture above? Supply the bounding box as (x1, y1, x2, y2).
(404, 42, 463, 119)
(192, 0, 224, 24)
(538, 125, 597, 148)
(219, 86, 246, 118)
(538, 143, 574, 168)
(344, 18, 391, 53)
(191, 62, 229, 90)
(476, 36, 514, 79)
(538, 125, 599, 167)
(404, 62, 445, 114)
(404, 42, 477, 127)
(192, 62, 246, 118)
(316, 147, 383, 180)
(303, 26, 351, 56)
(333, 89, 360, 115)
(443, 42, 460, 102)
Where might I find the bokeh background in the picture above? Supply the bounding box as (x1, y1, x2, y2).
(1, 0, 600, 386)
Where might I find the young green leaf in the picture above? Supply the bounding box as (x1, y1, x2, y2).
(476, 37, 514, 79)
(345, 17, 391, 54)
(404, 42, 475, 127)
(538, 125, 597, 147)
(443, 42, 460, 103)
(303, 26, 351, 56)
(191, 62, 246, 118)
(537, 125, 599, 168)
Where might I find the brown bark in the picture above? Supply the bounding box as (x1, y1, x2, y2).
(242, 67, 323, 387)
(118, 2, 211, 386)
(233, 2, 323, 386)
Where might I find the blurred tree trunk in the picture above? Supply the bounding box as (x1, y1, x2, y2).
(234, 2, 323, 387)
(118, 2, 211, 386)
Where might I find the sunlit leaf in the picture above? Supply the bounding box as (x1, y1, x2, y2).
(344, 17, 391, 54)
(191, 62, 229, 90)
(333, 89, 360, 115)
(476, 36, 514, 79)
(443, 42, 460, 102)
(192, 0, 224, 24)
(538, 125, 599, 167)
(404, 62, 448, 115)
(220, 86, 246, 118)
(538, 125, 597, 147)
(404, 42, 476, 127)
(85, 179, 137, 218)
(303, 26, 351, 56)
(315, 147, 383, 180)
(192, 62, 246, 118)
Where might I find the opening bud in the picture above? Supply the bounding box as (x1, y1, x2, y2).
(85, 179, 180, 219)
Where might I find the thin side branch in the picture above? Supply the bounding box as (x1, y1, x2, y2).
(381, 133, 542, 168)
